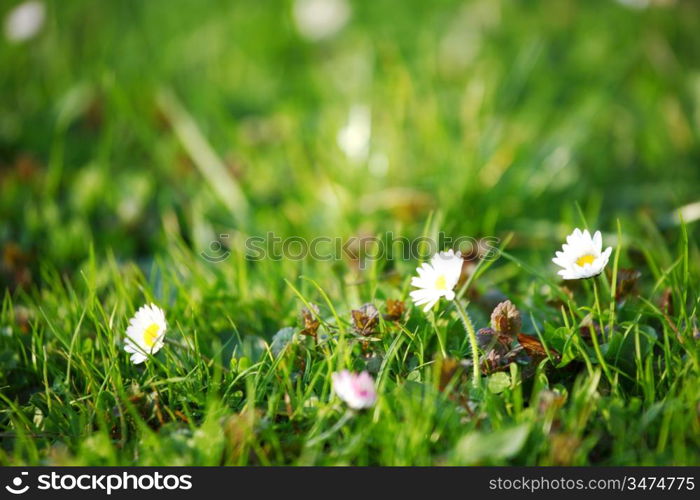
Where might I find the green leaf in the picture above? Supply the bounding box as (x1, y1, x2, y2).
(454, 424, 530, 464)
(270, 327, 295, 357)
(488, 372, 511, 394)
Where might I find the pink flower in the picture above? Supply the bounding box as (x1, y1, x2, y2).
(331, 370, 377, 410)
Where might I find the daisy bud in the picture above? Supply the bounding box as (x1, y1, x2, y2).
(299, 303, 320, 337)
(383, 298, 405, 322)
(476, 327, 498, 351)
(351, 303, 379, 336)
(490, 300, 521, 343)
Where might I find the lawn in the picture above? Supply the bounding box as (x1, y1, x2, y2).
(1, 0, 699, 466)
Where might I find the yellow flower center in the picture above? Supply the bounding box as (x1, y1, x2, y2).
(143, 323, 160, 348)
(434, 274, 447, 290)
(576, 254, 596, 267)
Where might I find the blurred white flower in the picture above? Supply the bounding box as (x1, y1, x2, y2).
(410, 249, 463, 312)
(124, 303, 167, 364)
(552, 228, 612, 280)
(337, 104, 371, 162)
(4, 1, 45, 43)
(615, 0, 649, 9)
(293, 0, 350, 41)
(615, 0, 675, 8)
(331, 370, 377, 409)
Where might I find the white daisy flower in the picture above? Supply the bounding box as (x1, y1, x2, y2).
(292, 0, 350, 41)
(124, 303, 167, 364)
(409, 249, 463, 312)
(4, 1, 45, 44)
(331, 370, 376, 410)
(337, 104, 371, 163)
(552, 228, 612, 280)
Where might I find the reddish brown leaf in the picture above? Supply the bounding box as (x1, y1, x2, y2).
(517, 333, 559, 361)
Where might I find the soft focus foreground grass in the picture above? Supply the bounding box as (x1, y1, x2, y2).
(1, 0, 699, 465)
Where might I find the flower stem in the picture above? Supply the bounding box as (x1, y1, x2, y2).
(428, 312, 447, 358)
(454, 300, 480, 388)
(306, 409, 354, 447)
(591, 279, 614, 387)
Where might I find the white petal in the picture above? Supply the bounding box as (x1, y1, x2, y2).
(411, 276, 428, 288)
(566, 229, 580, 246)
(410, 288, 435, 300)
(593, 231, 602, 252)
(552, 257, 568, 268)
(422, 297, 439, 312)
(416, 264, 432, 279)
(130, 352, 147, 364)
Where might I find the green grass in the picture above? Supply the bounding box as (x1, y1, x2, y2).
(1, 0, 699, 465)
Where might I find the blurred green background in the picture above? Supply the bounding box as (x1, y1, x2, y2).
(1, 0, 699, 289)
(2, 0, 700, 467)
